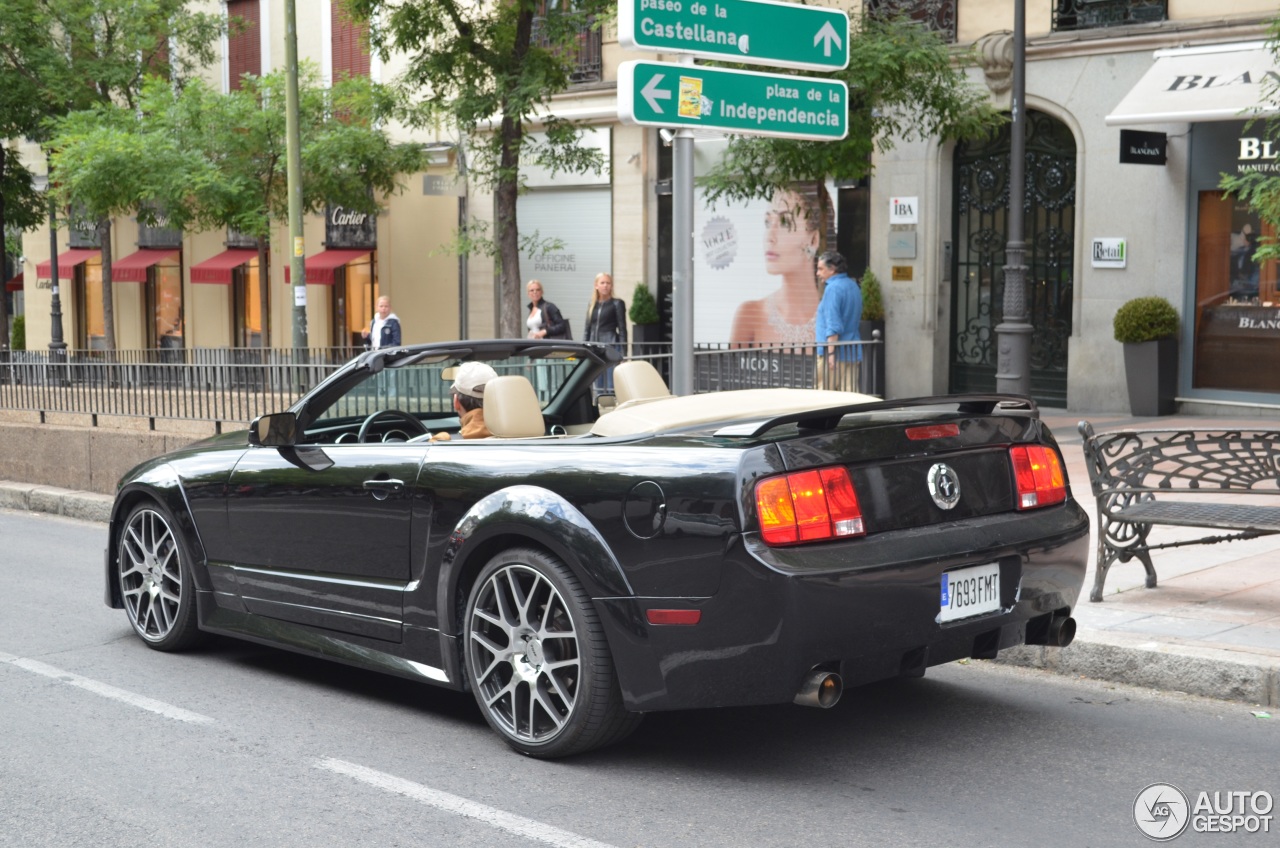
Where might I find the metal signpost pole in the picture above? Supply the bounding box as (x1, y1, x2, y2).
(996, 0, 1031, 397)
(671, 127, 695, 396)
(284, 0, 308, 387)
(617, 0, 849, 396)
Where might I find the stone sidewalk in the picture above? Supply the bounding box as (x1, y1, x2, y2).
(2, 406, 1278, 708)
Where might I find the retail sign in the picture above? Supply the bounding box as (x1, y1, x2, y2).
(1119, 129, 1167, 165)
(325, 203, 377, 249)
(1091, 237, 1127, 269)
(889, 196, 919, 225)
(618, 61, 848, 141)
(619, 0, 849, 72)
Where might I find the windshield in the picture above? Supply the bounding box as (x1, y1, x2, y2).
(310, 351, 590, 427)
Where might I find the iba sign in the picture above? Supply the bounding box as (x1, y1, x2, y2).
(619, 0, 849, 72)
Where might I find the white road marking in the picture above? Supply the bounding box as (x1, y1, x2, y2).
(0, 652, 214, 724)
(316, 757, 621, 848)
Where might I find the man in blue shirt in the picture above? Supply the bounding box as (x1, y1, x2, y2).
(814, 250, 862, 392)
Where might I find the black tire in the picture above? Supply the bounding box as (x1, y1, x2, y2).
(117, 501, 206, 652)
(462, 547, 642, 757)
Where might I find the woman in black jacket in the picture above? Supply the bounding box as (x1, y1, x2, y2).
(584, 273, 626, 394)
(526, 280, 569, 339)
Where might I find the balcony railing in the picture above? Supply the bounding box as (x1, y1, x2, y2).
(532, 15, 602, 85)
(1052, 0, 1167, 32)
(864, 0, 957, 44)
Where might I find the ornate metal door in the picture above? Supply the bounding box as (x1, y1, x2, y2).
(950, 110, 1076, 405)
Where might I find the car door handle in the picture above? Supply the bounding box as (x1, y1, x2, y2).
(363, 479, 405, 500)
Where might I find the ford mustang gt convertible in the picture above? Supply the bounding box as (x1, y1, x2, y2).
(105, 340, 1089, 757)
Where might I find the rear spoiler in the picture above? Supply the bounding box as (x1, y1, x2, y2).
(713, 394, 1038, 439)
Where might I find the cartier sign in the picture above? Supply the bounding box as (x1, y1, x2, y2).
(325, 203, 377, 249)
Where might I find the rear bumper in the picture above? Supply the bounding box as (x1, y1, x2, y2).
(599, 501, 1090, 712)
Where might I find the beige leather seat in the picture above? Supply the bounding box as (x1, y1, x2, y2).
(613, 360, 671, 405)
(482, 375, 547, 438)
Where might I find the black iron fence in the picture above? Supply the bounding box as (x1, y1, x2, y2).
(0, 336, 882, 427)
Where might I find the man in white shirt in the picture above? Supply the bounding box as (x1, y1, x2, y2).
(363, 296, 402, 349)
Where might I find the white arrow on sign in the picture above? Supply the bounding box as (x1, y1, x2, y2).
(814, 22, 843, 58)
(641, 74, 672, 113)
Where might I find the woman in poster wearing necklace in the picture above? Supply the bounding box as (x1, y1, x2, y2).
(729, 184, 832, 348)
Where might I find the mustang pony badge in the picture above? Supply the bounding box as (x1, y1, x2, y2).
(927, 462, 961, 510)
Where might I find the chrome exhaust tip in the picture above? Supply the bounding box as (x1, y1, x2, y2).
(794, 670, 843, 708)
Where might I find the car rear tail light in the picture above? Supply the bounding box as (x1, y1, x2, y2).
(755, 466, 865, 546)
(1010, 445, 1067, 509)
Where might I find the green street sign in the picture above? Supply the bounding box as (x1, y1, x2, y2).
(618, 60, 847, 141)
(619, 0, 849, 72)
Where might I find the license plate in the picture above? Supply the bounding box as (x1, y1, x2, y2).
(939, 563, 1001, 623)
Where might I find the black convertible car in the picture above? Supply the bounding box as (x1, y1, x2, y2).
(105, 340, 1089, 757)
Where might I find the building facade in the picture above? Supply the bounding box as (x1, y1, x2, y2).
(14, 1, 1280, 416)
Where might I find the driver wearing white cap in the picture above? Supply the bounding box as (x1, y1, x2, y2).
(434, 361, 498, 440)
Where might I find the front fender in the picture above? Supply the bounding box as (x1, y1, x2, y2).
(436, 485, 634, 637)
(105, 464, 212, 608)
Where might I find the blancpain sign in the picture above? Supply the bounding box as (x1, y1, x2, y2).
(1091, 237, 1127, 269)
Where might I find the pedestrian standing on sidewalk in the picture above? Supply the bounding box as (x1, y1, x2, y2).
(363, 296, 402, 350)
(526, 280, 570, 339)
(814, 250, 862, 392)
(584, 272, 627, 393)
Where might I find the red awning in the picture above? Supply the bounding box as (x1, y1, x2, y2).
(5, 272, 22, 293)
(190, 248, 258, 284)
(112, 248, 180, 283)
(36, 248, 100, 280)
(284, 249, 370, 285)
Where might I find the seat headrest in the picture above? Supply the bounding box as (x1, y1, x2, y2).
(483, 375, 546, 438)
(613, 360, 671, 405)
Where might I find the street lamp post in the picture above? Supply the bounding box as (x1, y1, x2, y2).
(995, 0, 1031, 397)
(43, 161, 67, 363)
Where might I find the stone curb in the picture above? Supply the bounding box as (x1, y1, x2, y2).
(5, 479, 1277, 709)
(998, 628, 1280, 708)
(0, 481, 114, 524)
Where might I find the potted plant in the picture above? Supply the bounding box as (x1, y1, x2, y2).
(859, 268, 886, 396)
(1113, 296, 1179, 416)
(629, 281, 663, 355)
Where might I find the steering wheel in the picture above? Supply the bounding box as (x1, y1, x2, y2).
(357, 409, 429, 443)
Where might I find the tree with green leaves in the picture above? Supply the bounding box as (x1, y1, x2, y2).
(699, 13, 1000, 244)
(0, 0, 224, 350)
(1221, 19, 1280, 266)
(135, 69, 427, 347)
(49, 105, 203, 350)
(348, 0, 612, 338)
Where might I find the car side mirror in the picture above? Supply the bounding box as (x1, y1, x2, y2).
(249, 412, 298, 447)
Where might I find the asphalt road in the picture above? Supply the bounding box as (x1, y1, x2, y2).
(2, 508, 1277, 848)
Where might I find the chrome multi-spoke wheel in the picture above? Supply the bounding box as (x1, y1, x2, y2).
(118, 503, 202, 651)
(463, 548, 641, 757)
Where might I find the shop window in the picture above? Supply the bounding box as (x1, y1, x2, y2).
(75, 259, 106, 350)
(233, 259, 265, 348)
(1192, 194, 1280, 392)
(1051, 0, 1166, 32)
(152, 263, 184, 349)
(331, 254, 376, 350)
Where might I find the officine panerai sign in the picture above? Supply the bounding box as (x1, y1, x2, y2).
(1119, 129, 1167, 165)
(325, 204, 377, 249)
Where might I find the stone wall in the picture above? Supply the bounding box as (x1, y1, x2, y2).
(0, 413, 219, 495)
